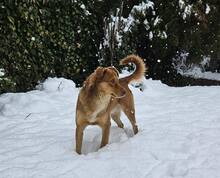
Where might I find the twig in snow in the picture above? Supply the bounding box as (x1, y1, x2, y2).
(24, 113, 32, 120)
(58, 81, 63, 91)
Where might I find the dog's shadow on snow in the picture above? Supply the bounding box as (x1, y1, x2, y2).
(81, 126, 133, 154)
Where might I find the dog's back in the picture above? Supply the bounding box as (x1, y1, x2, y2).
(110, 55, 146, 134)
(75, 54, 146, 154)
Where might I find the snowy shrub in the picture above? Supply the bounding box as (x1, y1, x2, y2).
(173, 52, 212, 76)
(115, 0, 220, 85)
(0, 0, 219, 93)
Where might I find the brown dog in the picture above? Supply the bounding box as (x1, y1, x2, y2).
(75, 55, 146, 154)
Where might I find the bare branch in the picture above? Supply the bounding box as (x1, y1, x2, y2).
(103, 0, 124, 66)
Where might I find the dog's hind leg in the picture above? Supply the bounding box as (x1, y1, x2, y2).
(121, 104, 138, 135)
(111, 110, 124, 128)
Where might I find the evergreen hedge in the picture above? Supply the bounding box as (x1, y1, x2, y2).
(0, 0, 219, 93)
(0, 0, 101, 93)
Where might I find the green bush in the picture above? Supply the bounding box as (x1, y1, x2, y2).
(0, 0, 101, 93)
(117, 0, 220, 83)
(0, 0, 219, 93)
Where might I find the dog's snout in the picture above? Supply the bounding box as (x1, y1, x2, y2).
(121, 88, 126, 96)
(118, 86, 126, 98)
(113, 83, 126, 99)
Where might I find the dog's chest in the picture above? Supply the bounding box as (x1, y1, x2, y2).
(88, 96, 110, 122)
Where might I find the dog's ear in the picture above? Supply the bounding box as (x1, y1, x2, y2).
(83, 67, 106, 91)
(83, 73, 94, 90)
(107, 66, 119, 77)
(95, 67, 104, 78)
(95, 67, 107, 81)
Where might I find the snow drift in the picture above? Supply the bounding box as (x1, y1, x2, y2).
(0, 77, 220, 178)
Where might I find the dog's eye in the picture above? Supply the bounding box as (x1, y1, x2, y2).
(110, 79, 115, 85)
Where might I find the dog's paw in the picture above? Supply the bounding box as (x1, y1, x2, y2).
(133, 125, 138, 134)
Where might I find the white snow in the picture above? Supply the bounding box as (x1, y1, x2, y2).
(105, 0, 155, 48)
(79, 3, 91, 16)
(183, 5, 192, 20)
(0, 68, 5, 77)
(205, 4, 211, 14)
(121, 0, 154, 33)
(182, 68, 220, 81)
(158, 31, 167, 39)
(173, 53, 220, 81)
(143, 19, 150, 30)
(178, 1, 192, 20)
(80, 4, 85, 9)
(0, 77, 220, 178)
(132, 1, 154, 13)
(153, 16, 161, 26)
(179, 0, 185, 10)
(149, 31, 153, 40)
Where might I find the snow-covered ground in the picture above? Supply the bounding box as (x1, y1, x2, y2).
(0, 77, 220, 178)
(173, 52, 220, 81)
(182, 69, 220, 81)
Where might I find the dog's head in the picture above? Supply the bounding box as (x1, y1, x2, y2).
(84, 66, 125, 98)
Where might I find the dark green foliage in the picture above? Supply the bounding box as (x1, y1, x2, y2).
(0, 0, 219, 93)
(0, 0, 101, 93)
(117, 0, 220, 84)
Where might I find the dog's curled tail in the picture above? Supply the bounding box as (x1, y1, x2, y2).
(120, 54, 146, 83)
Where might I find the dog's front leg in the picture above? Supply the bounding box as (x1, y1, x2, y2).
(100, 118, 111, 148)
(75, 124, 87, 154)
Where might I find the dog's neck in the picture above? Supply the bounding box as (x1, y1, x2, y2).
(80, 88, 112, 117)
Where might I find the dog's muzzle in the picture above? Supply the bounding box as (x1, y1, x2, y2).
(111, 91, 126, 99)
(114, 93, 126, 99)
